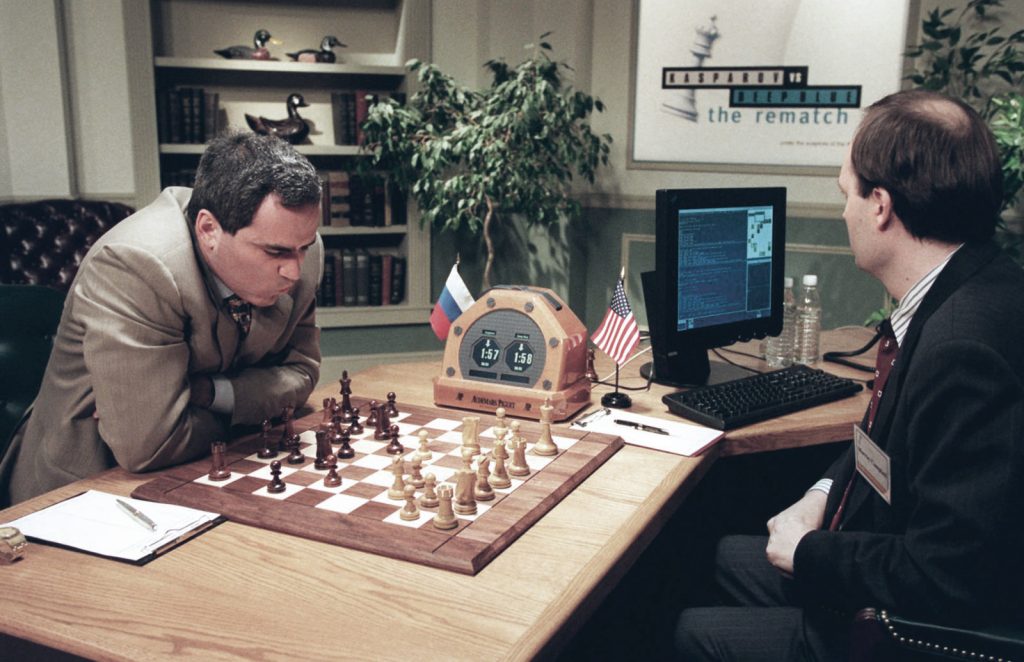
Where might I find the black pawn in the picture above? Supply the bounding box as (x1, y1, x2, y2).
(314, 429, 331, 470)
(385, 423, 404, 455)
(337, 426, 355, 459)
(287, 433, 305, 464)
(385, 392, 399, 417)
(348, 406, 363, 435)
(365, 399, 379, 428)
(375, 404, 392, 441)
(257, 418, 277, 459)
(323, 455, 342, 488)
(267, 460, 286, 493)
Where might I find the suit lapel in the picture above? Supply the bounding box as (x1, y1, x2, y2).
(843, 241, 1000, 524)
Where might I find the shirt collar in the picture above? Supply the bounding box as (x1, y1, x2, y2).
(889, 244, 962, 346)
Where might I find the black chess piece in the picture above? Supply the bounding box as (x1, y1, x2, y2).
(375, 404, 392, 441)
(339, 370, 353, 420)
(208, 441, 232, 480)
(337, 426, 355, 459)
(279, 404, 295, 450)
(314, 429, 332, 470)
(386, 423, 404, 455)
(348, 406, 364, 435)
(257, 418, 278, 459)
(365, 399, 379, 428)
(287, 433, 305, 464)
(385, 392, 399, 417)
(267, 460, 287, 493)
(323, 455, 342, 488)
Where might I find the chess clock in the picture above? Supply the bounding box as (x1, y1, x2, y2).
(434, 286, 591, 421)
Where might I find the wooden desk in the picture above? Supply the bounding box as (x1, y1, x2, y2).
(0, 328, 873, 661)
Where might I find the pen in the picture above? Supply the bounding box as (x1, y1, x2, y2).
(613, 419, 670, 435)
(116, 498, 157, 531)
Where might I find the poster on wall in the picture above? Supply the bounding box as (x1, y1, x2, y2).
(630, 0, 912, 170)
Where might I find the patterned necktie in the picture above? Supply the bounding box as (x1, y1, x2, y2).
(828, 319, 899, 531)
(224, 295, 252, 337)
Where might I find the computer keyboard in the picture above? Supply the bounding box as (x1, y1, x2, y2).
(662, 364, 863, 430)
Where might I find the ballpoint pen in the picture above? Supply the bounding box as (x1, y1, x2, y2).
(613, 419, 670, 435)
(116, 498, 157, 531)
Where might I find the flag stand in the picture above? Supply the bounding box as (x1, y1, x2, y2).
(600, 364, 632, 408)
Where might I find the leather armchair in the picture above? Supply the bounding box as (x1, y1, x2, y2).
(1, 199, 134, 290)
(0, 285, 65, 458)
(851, 607, 1024, 661)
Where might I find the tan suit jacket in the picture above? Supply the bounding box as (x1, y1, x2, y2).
(0, 188, 322, 505)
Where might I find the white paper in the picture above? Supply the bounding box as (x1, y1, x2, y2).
(572, 408, 723, 456)
(4, 490, 220, 561)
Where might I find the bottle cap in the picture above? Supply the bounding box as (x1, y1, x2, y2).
(802, 274, 818, 286)
(783, 276, 794, 288)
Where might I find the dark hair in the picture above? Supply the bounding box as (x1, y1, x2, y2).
(851, 89, 1002, 243)
(187, 131, 322, 234)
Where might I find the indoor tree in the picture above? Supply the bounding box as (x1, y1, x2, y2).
(359, 35, 612, 289)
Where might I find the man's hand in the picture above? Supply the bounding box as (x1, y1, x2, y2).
(188, 375, 215, 409)
(766, 489, 827, 577)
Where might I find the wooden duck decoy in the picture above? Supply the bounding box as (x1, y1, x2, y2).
(287, 35, 346, 63)
(214, 29, 277, 60)
(245, 93, 310, 144)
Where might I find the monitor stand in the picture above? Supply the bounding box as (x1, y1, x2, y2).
(639, 350, 755, 389)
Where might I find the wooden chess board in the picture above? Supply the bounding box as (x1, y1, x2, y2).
(132, 398, 623, 574)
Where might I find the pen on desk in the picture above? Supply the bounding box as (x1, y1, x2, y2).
(613, 419, 670, 435)
(116, 498, 157, 531)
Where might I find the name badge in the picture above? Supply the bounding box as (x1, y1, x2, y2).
(853, 424, 891, 504)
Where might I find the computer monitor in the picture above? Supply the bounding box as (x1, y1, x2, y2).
(641, 187, 786, 387)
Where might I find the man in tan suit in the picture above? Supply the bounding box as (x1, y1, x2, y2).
(0, 131, 324, 506)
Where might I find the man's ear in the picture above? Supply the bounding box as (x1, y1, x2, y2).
(872, 186, 896, 230)
(194, 209, 222, 250)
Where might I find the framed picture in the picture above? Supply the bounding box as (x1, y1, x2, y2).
(629, 0, 914, 173)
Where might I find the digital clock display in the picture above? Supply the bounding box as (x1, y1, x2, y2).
(472, 336, 502, 368)
(505, 341, 534, 372)
(457, 309, 546, 387)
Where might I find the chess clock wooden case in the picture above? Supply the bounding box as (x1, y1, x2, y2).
(434, 286, 591, 421)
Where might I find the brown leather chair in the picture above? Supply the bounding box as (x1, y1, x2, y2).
(1, 198, 134, 291)
(850, 607, 1024, 661)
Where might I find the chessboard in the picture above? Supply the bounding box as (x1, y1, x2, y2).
(132, 395, 623, 575)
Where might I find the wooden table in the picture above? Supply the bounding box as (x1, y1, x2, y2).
(0, 328, 874, 661)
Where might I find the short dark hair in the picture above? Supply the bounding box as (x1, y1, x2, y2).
(851, 89, 1002, 243)
(187, 131, 322, 234)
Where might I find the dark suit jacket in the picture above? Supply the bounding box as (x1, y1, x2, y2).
(794, 241, 1024, 625)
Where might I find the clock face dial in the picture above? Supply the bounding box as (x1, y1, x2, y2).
(458, 309, 547, 388)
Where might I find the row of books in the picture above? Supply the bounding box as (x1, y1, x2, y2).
(161, 168, 196, 188)
(330, 90, 405, 146)
(318, 249, 406, 307)
(157, 87, 220, 144)
(318, 170, 406, 228)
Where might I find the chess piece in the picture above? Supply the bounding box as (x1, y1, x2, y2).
(585, 348, 599, 382)
(494, 407, 507, 430)
(279, 404, 295, 450)
(257, 419, 277, 459)
(336, 426, 355, 459)
(208, 441, 231, 480)
(533, 398, 558, 456)
(408, 456, 425, 489)
(387, 455, 406, 500)
(489, 439, 512, 489)
(663, 15, 720, 121)
(415, 429, 433, 461)
(433, 485, 458, 530)
(321, 398, 334, 428)
(323, 455, 342, 488)
(348, 407, 363, 435)
(267, 460, 287, 493)
(454, 469, 478, 516)
(385, 424, 404, 455)
(475, 454, 495, 501)
(314, 429, 332, 470)
(509, 429, 531, 477)
(419, 473, 439, 508)
(365, 399, 379, 428)
(374, 403, 392, 441)
(339, 370, 353, 420)
(385, 391, 399, 417)
(400, 484, 420, 521)
(286, 434, 305, 464)
(461, 416, 481, 456)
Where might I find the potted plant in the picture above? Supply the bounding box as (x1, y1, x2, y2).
(359, 35, 612, 289)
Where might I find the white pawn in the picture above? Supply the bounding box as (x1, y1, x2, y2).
(419, 473, 439, 508)
(409, 456, 426, 488)
(415, 429, 433, 461)
(509, 432, 530, 477)
(489, 439, 512, 489)
(400, 484, 420, 521)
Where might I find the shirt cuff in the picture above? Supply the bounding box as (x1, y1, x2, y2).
(807, 478, 833, 495)
(210, 375, 235, 415)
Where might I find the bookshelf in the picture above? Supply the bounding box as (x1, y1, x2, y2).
(141, 0, 432, 330)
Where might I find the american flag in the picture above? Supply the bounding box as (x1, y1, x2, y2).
(591, 278, 640, 365)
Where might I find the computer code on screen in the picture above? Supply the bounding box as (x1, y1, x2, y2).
(677, 206, 773, 330)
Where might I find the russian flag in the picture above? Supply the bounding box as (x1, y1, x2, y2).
(429, 263, 475, 341)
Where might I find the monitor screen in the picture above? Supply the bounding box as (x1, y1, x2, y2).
(642, 187, 786, 386)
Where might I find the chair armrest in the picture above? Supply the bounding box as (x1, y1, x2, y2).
(851, 607, 1024, 661)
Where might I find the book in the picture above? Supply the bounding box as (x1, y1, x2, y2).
(354, 249, 370, 306)
(3, 490, 222, 565)
(368, 253, 383, 306)
(390, 256, 406, 304)
(341, 249, 357, 306)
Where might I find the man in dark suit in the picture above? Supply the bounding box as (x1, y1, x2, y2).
(675, 90, 1024, 660)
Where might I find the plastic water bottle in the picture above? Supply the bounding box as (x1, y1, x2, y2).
(794, 274, 822, 366)
(763, 276, 796, 368)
